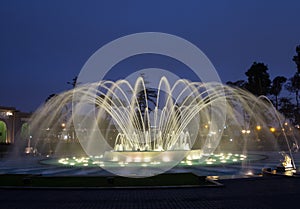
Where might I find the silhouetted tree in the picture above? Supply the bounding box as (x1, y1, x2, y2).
(284, 46, 300, 124)
(245, 62, 271, 96)
(270, 76, 287, 110)
(286, 72, 300, 113)
(293, 45, 300, 73)
(45, 76, 78, 104)
(136, 88, 157, 114)
(67, 76, 78, 88)
(278, 97, 296, 122)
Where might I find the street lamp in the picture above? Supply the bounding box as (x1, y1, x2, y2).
(270, 127, 276, 133)
(256, 125, 261, 131)
(242, 129, 251, 134)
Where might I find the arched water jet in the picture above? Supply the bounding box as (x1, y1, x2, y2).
(257, 95, 297, 170)
(70, 77, 227, 177)
(24, 77, 300, 178)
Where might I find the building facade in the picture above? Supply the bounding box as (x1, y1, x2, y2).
(0, 106, 31, 144)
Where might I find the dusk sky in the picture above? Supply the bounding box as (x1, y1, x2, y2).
(1, 0, 300, 112)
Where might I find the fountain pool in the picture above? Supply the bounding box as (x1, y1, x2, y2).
(24, 77, 299, 177)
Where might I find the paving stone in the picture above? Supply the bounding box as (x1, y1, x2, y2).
(1, 176, 300, 209)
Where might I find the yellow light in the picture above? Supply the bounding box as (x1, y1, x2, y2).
(270, 127, 276, 133)
(61, 123, 66, 128)
(256, 125, 261, 131)
(204, 124, 209, 129)
(207, 176, 219, 180)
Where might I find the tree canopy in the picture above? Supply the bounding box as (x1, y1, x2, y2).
(226, 45, 300, 123)
(244, 62, 271, 96)
(270, 76, 287, 110)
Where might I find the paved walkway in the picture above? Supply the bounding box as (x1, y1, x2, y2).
(1, 176, 300, 209)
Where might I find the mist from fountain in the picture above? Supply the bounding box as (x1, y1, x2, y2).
(22, 76, 300, 177)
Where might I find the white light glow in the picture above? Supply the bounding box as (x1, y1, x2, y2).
(6, 112, 13, 116)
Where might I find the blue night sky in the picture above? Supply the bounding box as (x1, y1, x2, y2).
(0, 0, 300, 112)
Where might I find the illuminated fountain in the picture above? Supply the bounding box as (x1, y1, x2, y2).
(28, 76, 299, 177)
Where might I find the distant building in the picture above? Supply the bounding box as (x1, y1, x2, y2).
(0, 106, 31, 144)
